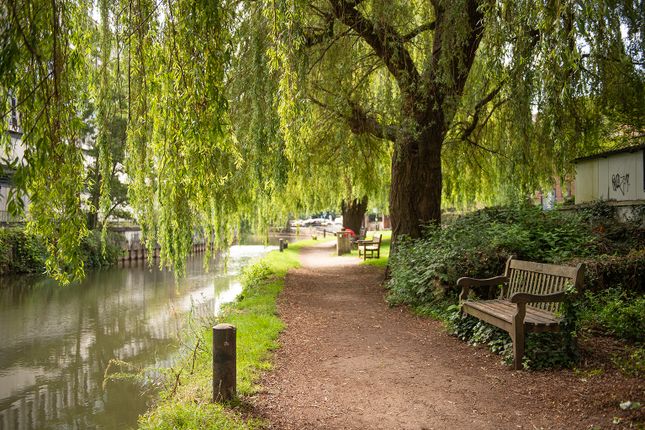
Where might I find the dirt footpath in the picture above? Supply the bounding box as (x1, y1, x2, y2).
(250, 242, 643, 430)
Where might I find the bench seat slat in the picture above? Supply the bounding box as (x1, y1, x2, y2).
(463, 300, 561, 327)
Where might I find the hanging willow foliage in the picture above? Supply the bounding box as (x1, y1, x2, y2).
(1, 0, 94, 283)
(258, 0, 643, 238)
(1, 0, 643, 281)
(125, 0, 240, 274)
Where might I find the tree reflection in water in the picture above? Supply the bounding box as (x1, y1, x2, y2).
(0, 244, 273, 430)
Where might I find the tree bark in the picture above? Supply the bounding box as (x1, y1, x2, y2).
(389, 126, 442, 241)
(324, 0, 484, 243)
(341, 196, 367, 234)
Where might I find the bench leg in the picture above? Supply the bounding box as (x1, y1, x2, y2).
(511, 304, 526, 370)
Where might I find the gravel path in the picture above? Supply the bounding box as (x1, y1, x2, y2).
(249, 242, 643, 429)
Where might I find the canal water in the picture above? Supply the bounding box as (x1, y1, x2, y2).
(0, 244, 275, 430)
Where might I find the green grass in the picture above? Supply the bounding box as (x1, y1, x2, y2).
(138, 239, 323, 429)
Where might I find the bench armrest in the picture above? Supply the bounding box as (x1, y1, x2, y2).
(509, 291, 566, 304)
(357, 239, 374, 245)
(458, 276, 508, 301)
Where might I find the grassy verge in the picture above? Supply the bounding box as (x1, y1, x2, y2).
(138, 238, 323, 430)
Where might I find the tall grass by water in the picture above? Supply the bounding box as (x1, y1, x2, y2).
(138, 238, 328, 429)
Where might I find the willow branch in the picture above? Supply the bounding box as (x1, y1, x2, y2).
(327, 0, 420, 95)
(0, 72, 53, 119)
(400, 21, 436, 42)
(460, 81, 505, 142)
(346, 101, 397, 141)
(309, 96, 397, 141)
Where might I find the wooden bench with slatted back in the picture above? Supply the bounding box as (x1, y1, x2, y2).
(358, 233, 382, 260)
(457, 257, 585, 370)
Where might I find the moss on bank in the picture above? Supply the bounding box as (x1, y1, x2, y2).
(138, 238, 326, 430)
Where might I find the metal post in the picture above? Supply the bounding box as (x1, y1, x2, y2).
(213, 324, 236, 402)
(279, 238, 284, 252)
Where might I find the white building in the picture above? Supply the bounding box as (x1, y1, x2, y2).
(574, 144, 645, 222)
(1, 94, 27, 223)
(575, 144, 645, 204)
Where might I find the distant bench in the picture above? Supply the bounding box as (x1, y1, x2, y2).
(458, 257, 585, 370)
(357, 233, 382, 260)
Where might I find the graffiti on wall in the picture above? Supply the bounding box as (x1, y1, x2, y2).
(611, 173, 630, 196)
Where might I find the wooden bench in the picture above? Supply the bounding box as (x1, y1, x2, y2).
(357, 233, 382, 260)
(458, 257, 584, 370)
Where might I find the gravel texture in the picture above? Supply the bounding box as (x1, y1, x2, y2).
(249, 242, 643, 429)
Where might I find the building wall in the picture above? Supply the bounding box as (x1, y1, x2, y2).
(575, 149, 645, 203)
(1, 97, 28, 222)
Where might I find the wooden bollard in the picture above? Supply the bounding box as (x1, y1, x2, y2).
(213, 324, 236, 402)
(279, 238, 284, 252)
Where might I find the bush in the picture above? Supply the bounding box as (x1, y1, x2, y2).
(81, 230, 124, 269)
(0, 227, 123, 275)
(386, 205, 598, 306)
(0, 228, 47, 274)
(386, 204, 644, 369)
(570, 250, 645, 295)
(579, 288, 645, 341)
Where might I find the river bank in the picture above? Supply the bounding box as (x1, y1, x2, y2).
(0, 244, 279, 429)
(137, 238, 330, 430)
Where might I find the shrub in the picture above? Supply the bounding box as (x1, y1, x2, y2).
(386, 205, 598, 306)
(0, 228, 47, 274)
(570, 250, 645, 295)
(386, 204, 644, 369)
(0, 227, 123, 275)
(579, 288, 645, 341)
(81, 230, 124, 269)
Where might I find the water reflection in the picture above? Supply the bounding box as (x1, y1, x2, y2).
(0, 245, 274, 430)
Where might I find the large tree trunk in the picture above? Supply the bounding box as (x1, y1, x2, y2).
(389, 127, 443, 241)
(324, 0, 483, 244)
(341, 196, 368, 234)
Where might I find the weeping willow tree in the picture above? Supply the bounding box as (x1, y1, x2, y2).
(226, 1, 391, 234)
(1, 0, 643, 281)
(261, 0, 644, 241)
(1, 0, 95, 282)
(1, 0, 241, 282)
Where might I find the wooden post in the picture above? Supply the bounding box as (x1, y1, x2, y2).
(213, 324, 236, 402)
(279, 238, 284, 252)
